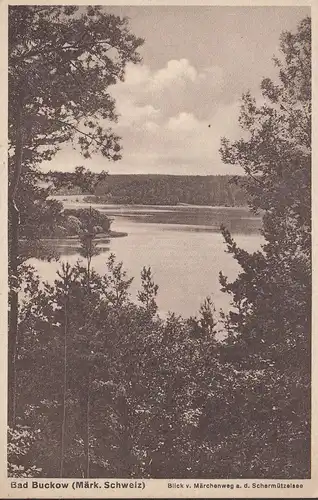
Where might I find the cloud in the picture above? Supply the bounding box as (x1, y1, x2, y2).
(42, 59, 242, 175)
(198, 65, 224, 85)
(114, 58, 199, 93)
(115, 101, 160, 128)
(110, 100, 242, 175)
(123, 64, 151, 86)
(167, 112, 200, 131)
(110, 59, 224, 111)
(152, 58, 197, 88)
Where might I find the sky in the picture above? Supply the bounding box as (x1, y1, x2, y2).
(44, 6, 310, 176)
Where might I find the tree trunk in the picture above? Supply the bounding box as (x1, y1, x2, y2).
(8, 200, 19, 428)
(60, 298, 69, 477)
(83, 364, 90, 478)
(83, 264, 91, 478)
(8, 102, 24, 428)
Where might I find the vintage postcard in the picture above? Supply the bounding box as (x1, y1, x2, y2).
(1, 0, 316, 497)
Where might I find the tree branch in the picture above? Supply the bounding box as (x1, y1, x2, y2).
(53, 118, 110, 150)
(11, 39, 113, 63)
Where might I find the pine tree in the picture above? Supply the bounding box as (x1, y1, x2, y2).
(8, 5, 143, 426)
(218, 16, 311, 477)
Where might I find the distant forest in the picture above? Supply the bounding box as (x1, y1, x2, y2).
(53, 173, 248, 206)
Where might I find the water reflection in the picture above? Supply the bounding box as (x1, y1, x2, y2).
(61, 201, 262, 234)
(47, 237, 110, 256)
(52, 245, 110, 256)
(32, 205, 263, 317)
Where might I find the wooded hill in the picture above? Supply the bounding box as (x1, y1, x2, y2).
(53, 173, 248, 206)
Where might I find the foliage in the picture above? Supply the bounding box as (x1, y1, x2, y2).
(8, 426, 42, 477)
(50, 173, 248, 206)
(218, 16, 311, 474)
(78, 233, 101, 262)
(137, 266, 159, 317)
(219, 16, 310, 363)
(9, 5, 143, 258)
(47, 166, 108, 194)
(64, 208, 112, 234)
(12, 250, 309, 478)
(8, 13, 310, 481)
(187, 296, 219, 339)
(8, 7, 143, 428)
(63, 215, 83, 236)
(9, 6, 143, 164)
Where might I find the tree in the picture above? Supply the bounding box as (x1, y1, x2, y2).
(219, 17, 311, 476)
(77, 214, 103, 478)
(15, 252, 308, 478)
(79, 229, 101, 283)
(8, 5, 144, 426)
(55, 263, 78, 478)
(137, 266, 159, 317)
(47, 165, 109, 194)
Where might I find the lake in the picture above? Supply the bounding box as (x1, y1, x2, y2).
(30, 202, 263, 318)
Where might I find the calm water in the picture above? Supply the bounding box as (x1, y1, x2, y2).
(30, 204, 263, 318)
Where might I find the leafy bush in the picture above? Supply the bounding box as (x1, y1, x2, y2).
(63, 215, 82, 236)
(12, 252, 309, 478)
(8, 426, 42, 477)
(64, 208, 112, 233)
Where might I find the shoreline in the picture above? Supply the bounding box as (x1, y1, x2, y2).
(50, 195, 252, 211)
(22, 230, 128, 244)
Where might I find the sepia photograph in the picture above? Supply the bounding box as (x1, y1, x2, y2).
(6, 1, 312, 493)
